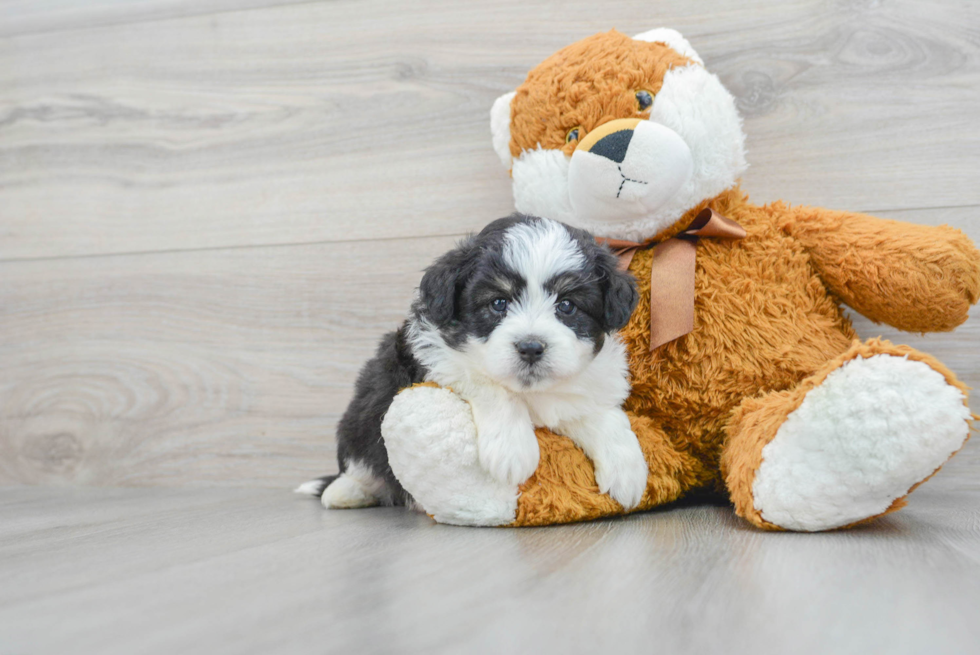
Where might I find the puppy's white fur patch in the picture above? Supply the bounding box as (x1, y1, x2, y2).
(503, 218, 586, 286)
(322, 460, 386, 509)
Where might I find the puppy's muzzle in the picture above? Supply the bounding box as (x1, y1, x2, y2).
(515, 339, 546, 365)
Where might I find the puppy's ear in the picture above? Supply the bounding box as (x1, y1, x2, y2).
(418, 237, 477, 327)
(601, 254, 639, 332)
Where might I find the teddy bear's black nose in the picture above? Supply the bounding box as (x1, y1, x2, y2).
(588, 129, 634, 163)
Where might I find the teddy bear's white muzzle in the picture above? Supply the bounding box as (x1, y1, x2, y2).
(567, 119, 693, 225)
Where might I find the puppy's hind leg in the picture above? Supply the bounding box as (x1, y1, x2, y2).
(320, 461, 387, 509)
(293, 474, 339, 497)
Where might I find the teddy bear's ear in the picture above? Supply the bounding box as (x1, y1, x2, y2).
(490, 91, 516, 169)
(633, 28, 703, 65)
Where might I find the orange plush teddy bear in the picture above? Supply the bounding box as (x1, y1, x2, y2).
(380, 28, 980, 530)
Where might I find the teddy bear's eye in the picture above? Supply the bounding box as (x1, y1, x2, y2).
(636, 90, 654, 111)
(565, 127, 581, 144)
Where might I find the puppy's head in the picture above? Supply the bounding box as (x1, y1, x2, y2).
(491, 29, 747, 242)
(415, 215, 637, 392)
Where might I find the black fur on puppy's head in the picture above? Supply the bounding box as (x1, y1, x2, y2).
(412, 214, 638, 389)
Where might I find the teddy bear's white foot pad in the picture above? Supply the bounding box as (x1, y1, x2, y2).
(752, 354, 971, 531)
(382, 386, 518, 526)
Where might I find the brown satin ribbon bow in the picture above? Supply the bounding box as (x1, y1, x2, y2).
(597, 208, 747, 351)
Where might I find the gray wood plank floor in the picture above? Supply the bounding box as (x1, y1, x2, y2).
(2, 0, 980, 651)
(2, 465, 980, 655)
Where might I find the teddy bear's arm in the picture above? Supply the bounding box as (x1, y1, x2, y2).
(777, 206, 980, 332)
(512, 413, 710, 526)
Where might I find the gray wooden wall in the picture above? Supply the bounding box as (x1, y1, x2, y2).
(2, 0, 978, 488)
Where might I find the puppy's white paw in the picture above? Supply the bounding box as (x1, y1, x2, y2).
(587, 413, 648, 510)
(477, 420, 540, 486)
(559, 410, 649, 510)
(594, 446, 649, 510)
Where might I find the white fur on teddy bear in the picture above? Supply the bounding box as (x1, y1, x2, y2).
(752, 354, 971, 531)
(382, 385, 518, 526)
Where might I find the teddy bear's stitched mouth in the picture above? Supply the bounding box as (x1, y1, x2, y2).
(616, 165, 649, 198)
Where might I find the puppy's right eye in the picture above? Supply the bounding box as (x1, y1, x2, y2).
(491, 298, 508, 313)
(565, 127, 581, 144)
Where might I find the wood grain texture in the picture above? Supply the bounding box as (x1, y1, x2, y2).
(0, 235, 454, 487)
(0, 220, 976, 489)
(1, 482, 979, 654)
(2, 2, 978, 651)
(0, 0, 978, 489)
(1, 0, 978, 260)
(0, 0, 303, 38)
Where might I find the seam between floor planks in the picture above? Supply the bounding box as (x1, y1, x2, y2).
(0, 231, 475, 265)
(3, 0, 978, 260)
(0, 0, 329, 40)
(0, 206, 975, 267)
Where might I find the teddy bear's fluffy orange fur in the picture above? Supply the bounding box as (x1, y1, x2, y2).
(515, 187, 979, 527)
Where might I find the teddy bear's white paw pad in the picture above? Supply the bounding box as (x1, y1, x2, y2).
(382, 386, 518, 526)
(752, 354, 971, 531)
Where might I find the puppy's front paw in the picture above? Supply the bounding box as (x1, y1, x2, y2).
(594, 439, 649, 511)
(477, 421, 540, 486)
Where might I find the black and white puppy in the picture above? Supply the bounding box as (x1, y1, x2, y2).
(296, 214, 648, 510)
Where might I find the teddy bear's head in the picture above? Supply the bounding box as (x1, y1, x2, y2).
(491, 29, 747, 242)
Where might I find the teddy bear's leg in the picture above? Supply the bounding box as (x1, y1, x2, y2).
(513, 412, 707, 526)
(721, 339, 973, 531)
(383, 384, 709, 526)
(381, 384, 520, 526)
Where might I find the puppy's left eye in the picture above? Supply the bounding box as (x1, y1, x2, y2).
(491, 298, 508, 313)
(635, 90, 654, 111)
(556, 299, 576, 315)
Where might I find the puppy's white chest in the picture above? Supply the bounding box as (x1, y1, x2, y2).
(523, 391, 587, 430)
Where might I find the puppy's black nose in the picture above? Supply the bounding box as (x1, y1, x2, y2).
(589, 129, 634, 164)
(516, 340, 546, 364)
